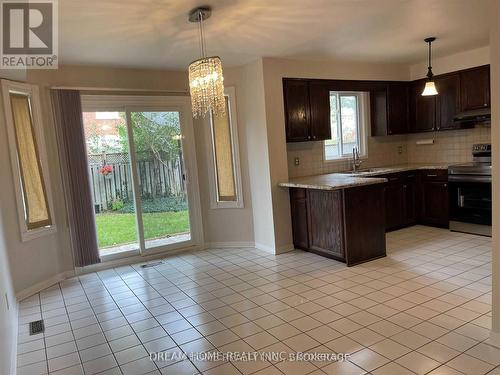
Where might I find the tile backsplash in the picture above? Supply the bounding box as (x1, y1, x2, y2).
(406, 126, 491, 164)
(287, 126, 491, 178)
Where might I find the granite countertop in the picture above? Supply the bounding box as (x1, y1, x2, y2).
(279, 164, 451, 191)
(278, 174, 387, 191)
(335, 163, 451, 177)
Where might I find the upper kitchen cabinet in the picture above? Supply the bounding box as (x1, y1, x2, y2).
(371, 82, 409, 136)
(435, 73, 462, 130)
(283, 79, 331, 142)
(460, 65, 490, 111)
(410, 79, 436, 132)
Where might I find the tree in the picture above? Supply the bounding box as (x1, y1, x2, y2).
(117, 112, 181, 165)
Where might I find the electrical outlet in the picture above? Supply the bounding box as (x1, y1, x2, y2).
(398, 145, 403, 154)
(294, 157, 300, 166)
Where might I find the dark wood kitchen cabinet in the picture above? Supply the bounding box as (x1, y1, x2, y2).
(381, 172, 416, 231)
(460, 65, 490, 111)
(418, 170, 449, 228)
(307, 190, 344, 259)
(371, 82, 409, 136)
(288, 185, 386, 266)
(402, 173, 417, 226)
(289, 188, 309, 249)
(283, 79, 331, 142)
(410, 79, 436, 132)
(435, 73, 462, 130)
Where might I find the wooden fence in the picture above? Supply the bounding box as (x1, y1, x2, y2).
(88, 152, 184, 211)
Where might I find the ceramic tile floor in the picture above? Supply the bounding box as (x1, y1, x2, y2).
(16, 226, 499, 375)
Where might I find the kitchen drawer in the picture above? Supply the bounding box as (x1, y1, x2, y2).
(419, 169, 448, 182)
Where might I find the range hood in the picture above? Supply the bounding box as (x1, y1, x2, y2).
(454, 108, 491, 125)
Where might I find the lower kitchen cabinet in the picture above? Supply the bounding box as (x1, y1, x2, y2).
(290, 188, 309, 249)
(289, 185, 386, 266)
(418, 170, 449, 228)
(381, 172, 417, 231)
(307, 189, 345, 259)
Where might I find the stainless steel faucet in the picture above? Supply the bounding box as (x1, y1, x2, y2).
(352, 147, 363, 172)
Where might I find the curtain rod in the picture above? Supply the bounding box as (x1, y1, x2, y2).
(50, 86, 189, 95)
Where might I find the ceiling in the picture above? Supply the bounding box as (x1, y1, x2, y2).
(59, 0, 490, 70)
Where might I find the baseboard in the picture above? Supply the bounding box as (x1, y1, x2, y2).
(75, 243, 205, 275)
(205, 241, 255, 249)
(488, 330, 500, 348)
(276, 243, 295, 254)
(15, 270, 74, 301)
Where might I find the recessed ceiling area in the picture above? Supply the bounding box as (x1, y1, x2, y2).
(60, 0, 490, 69)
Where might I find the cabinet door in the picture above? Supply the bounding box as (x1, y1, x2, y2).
(385, 180, 404, 231)
(402, 174, 417, 226)
(420, 181, 449, 228)
(410, 79, 436, 132)
(283, 79, 310, 142)
(460, 66, 490, 111)
(289, 189, 309, 249)
(387, 83, 409, 135)
(370, 89, 388, 136)
(307, 190, 344, 259)
(309, 82, 332, 141)
(435, 74, 461, 130)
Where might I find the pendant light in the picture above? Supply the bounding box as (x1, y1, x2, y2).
(188, 6, 226, 119)
(421, 37, 438, 96)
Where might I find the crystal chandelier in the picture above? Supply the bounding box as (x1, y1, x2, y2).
(188, 7, 225, 119)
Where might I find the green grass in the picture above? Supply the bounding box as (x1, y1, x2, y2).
(95, 211, 190, 248)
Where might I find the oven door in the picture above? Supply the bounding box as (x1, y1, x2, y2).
(448, 177, 492, 227)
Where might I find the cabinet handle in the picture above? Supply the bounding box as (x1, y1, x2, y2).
(312, 135, 316, 140)
(307, 135, 311, 140)
(484, 103, 488, 107)
(427, 174, 438, 177)
(444, 183, 447, 187)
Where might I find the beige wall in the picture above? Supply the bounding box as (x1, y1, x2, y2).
(489, 0, 500, 341)
(0, 64, 256, 295)
(0, 71, 20, 374)
(240, 59, 276, 251)
(410, 46, 490, 80)
(195, 66, 255, 246)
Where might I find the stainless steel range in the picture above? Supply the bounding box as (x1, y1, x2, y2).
(448, 144, 492, 236)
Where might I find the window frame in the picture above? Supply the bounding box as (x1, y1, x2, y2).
(1, 80, 57, 241)
(324, 91, 369, 163)
(205, 86, 244, 209)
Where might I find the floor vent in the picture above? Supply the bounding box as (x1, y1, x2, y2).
(29, 320, 45, 335)
(141, 261, 163, 268)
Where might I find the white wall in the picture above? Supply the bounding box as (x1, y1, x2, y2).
(489, 0, 500, 344)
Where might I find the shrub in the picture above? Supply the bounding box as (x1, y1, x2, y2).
(110, 198, 124, 211)
(119, 196, 188, 213)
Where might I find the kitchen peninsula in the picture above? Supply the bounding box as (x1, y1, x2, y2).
(279, 174, 387, 266)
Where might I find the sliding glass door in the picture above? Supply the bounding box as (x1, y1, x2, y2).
(81, 96, 202, 259)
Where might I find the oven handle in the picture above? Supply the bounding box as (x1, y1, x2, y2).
(448, 175, 492, 183)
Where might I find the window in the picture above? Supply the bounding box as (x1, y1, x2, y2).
(206, 87, 243, 208)
(324, 91, 368, 161)
(1, 80, 56, 241)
